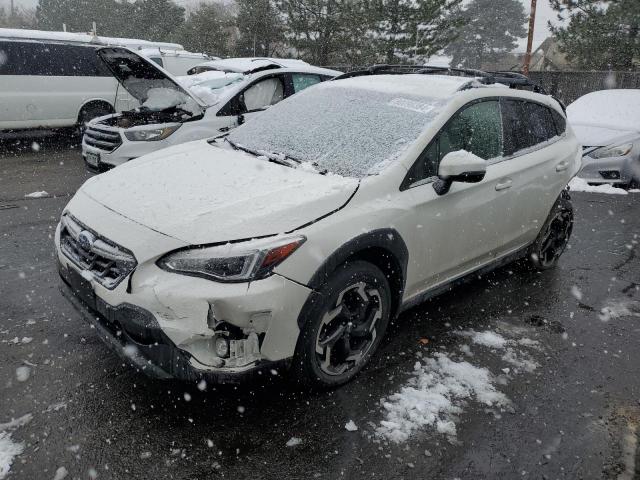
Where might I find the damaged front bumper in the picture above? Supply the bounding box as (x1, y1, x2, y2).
(59, 269, 295, 383)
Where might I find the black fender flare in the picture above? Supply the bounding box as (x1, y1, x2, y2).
(297, 228, 409, 329)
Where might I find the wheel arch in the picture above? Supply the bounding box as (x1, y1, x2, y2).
(298, 229, 409, 328)
(77, 99, 115, 124)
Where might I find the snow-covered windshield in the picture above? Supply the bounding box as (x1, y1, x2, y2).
(176, 71, 245, 106)
(227, 82, 446, 178)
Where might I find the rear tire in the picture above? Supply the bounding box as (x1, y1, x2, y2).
(529, 192, 573, 270)
(292, 261, 391, 389)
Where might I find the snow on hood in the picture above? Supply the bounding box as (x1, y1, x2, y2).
(567, 89, 640, 146)
(97, 47, 204, 115)
(79, 140, 359, 245)
(194, 57, 310, 74)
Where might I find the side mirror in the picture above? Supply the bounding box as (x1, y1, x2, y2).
(433, 151, 486, 195)
(237, 113, 245, 125)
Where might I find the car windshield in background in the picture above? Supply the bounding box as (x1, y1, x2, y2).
(227, 83, 446, 178)
(176, 71, 245, 106)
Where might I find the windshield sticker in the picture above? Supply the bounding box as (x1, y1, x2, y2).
(387, 98, 436, 114)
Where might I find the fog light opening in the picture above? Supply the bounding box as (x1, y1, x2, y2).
(215, 337, 229, 358)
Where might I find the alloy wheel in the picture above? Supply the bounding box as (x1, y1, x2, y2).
(536, 208, 573, 268)
(315, 282, 383, 376)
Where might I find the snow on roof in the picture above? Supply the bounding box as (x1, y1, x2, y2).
(0, 28, 184, 51)
(194, 57, 311, 73)
(327, 74, 475, 99)
(136, 48, 213, 59)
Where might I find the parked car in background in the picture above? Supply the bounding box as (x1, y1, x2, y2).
(0, 33, 136, 131)
(58, 67, 580, 387)
(137, 48, 216, 76)
(0, 28, 192, 132)
(186, 57, 311, 75)
(81, 52, 340, 171)
(567, 89, 640, 188)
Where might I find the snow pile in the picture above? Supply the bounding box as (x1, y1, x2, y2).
(0, 414, 32, 479)
(569, 177, 628, 195)
(285, 437, 302, 447)
(376, 328, 542, 443)
(457, 330, 507, 349)
(345, 420, 358, 432)
(457, 330, 539, 373)
(176, 71, 244, 106)
(376, 353, 509, 443)
(142, 88, 200, 115)
(24, 191, 49, 198)
(599, 299, 640, 322)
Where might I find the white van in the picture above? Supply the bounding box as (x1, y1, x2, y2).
(137, 49, 216, 76)
(0, 35, 138, 131)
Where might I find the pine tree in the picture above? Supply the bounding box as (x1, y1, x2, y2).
(443, 0, 526, 68)
(276, 0, 374, 65)
(369, 0, 463, 63)
(549, 0, 640, 70)
(178, 2, 235, 57)
(236, 0, 284, 57)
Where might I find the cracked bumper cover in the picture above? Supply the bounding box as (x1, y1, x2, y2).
(58, 257, 312, 383)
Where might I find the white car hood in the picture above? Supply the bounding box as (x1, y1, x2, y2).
(572, 124, 639, 148)
(80, 140, 359, 245)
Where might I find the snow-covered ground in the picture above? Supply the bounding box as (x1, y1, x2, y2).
(375, 328, 541, 443)
(0, 414, 32, 479)
(569, 177, 638, 195)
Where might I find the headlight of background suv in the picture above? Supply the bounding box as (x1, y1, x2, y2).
(590, 143, 634, 159)
(124, 125, 181, 142)
(157, 235, 306, 282)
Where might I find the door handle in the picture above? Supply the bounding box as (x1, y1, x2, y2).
(556, 161, 569, 172)
(495, 178, 513, 191)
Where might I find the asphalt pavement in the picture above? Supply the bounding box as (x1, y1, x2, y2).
(1, 136, 639, 480)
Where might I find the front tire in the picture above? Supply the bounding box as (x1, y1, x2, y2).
(529, 192, 574, 270)
(77, 103, 112, 136)
(293, 261, 391, 388)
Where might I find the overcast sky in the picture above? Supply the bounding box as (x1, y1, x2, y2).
(2, 0, 558, 51)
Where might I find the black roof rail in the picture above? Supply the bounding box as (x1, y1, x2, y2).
(334, 64, 549, 95)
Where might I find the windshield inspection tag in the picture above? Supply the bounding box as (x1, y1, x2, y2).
(387, 98, 436, 114)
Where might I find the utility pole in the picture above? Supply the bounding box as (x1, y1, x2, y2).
(10, 0, 14, 17)
(523, 0, 537, 74)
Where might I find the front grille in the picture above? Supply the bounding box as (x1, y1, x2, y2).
(84, 126, 122, 152)
(59, 214, 136, 289)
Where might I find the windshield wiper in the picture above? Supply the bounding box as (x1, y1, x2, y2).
(224, 138, 302, 169)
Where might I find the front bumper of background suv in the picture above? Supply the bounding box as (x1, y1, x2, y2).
(55, 212, 312, 383)
(82, 124, 174, 172)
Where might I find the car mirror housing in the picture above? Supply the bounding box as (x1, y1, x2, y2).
(434, 151, 487, 195)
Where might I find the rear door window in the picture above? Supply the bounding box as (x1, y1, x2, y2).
(501, 99, 536, 156)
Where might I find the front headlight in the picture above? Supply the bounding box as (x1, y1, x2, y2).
(124, 125, 181, 142)
(157, 235, 306, 282)
(590, 143, 633, 159)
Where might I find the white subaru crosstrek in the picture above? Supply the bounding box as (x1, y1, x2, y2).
(56, 67, 581, 387)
